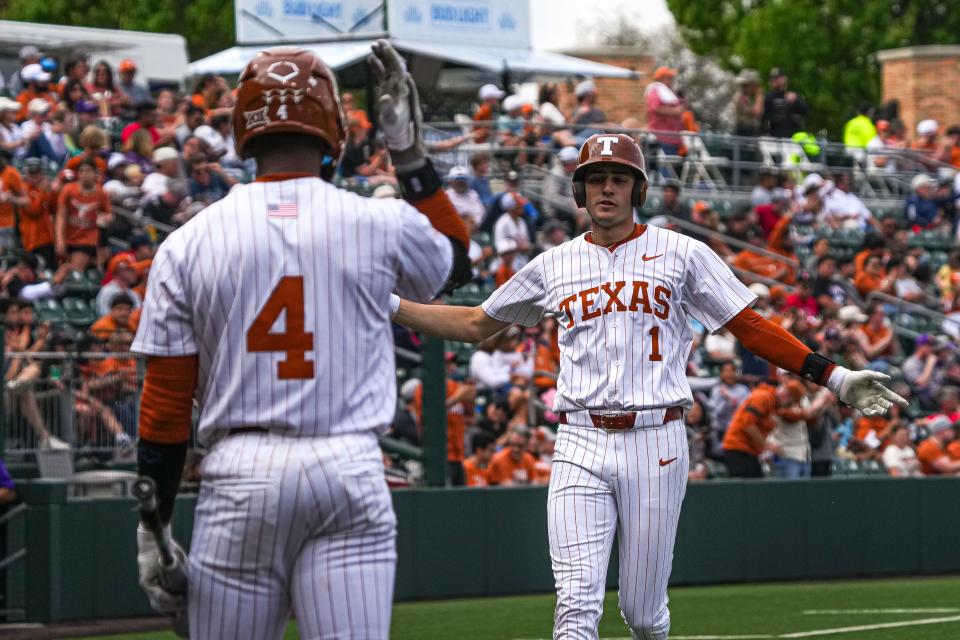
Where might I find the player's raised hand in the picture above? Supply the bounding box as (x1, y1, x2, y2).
(367, 39, 425, 168)
(829, 368, 909, 416)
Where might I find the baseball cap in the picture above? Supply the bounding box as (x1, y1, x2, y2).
(19, 45, 40, 61)
(495, 238, 518, 254)
(875, 119, 890, 132)
(478, 84, 505, 100)
(40, 57, 58, 73)
(372, 184, 398, 199)
(802, 173, 824, 190)
(152, 147, 179, 164)
(107, 152, 129, 171)
(400, 378, 421, 401)
(447, 165, 469, 181)
(107, 252, 136, 277)
(927, 415, 954, 435)
(838, 305, 868, 323)
(21, 63, 50, 84)
(506, 170, 519, 183)
(0, 97, 19, 112)
(502, 95, 523, 113)
(574, 80, 597, 98)
(917, 119, 939, 136)
(27, 98, 51, 115)
(911, 174, 934, 191)
(748, 283, 770, 298)
(769, 67, 786, 78)
(692, 200, 712, 215)
(557, 146, 579, 163)
(653, 66, 677, 81)
(501, 192, 527, 211)
(119, 59, 137, 72)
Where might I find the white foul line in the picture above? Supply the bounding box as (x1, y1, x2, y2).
(779, 614, 960, 638)
(803, 607, 960, 615)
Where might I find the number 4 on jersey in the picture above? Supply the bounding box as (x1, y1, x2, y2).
(246, 276, 315, 380)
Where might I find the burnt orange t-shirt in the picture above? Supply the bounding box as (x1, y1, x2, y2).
(722, 384, 777, 456)
(19, 182, 54, 250)
(859, 324, 894, 357)
(0, 165, 26, 230)
(732, 250, 794, 284)
(473, 103, 494, 143)
(414, 379, 467, 463)
(58, 182, 110, 247)
(89, 315, 136, 339)
(463, 457, 489, 487)
(855, 271, 883, 296)
(917, 438, 947, 475)
(855, 415, 889, 441)
(486, 448, 538, 485)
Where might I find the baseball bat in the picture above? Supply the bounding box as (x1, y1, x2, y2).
(132, 476, 190, 639)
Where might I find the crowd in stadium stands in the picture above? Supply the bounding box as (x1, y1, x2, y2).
(0, 43, 958, 486)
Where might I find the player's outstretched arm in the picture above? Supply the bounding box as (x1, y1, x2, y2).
(391, 294, 509, 344)
(725, 308, 907, 416)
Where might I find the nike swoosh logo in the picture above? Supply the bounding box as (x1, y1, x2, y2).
(642, 254, 663, 261)
(659, 457, 677, 467)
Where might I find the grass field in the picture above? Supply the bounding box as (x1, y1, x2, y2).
(76, 576, 960, 639)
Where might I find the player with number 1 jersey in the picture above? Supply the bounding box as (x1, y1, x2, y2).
(131, 43, 471, 639)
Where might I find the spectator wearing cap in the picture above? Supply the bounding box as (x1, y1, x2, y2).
(0, 152, 28, 250)
(473, 84, 505, 144)
(65, 126, 108, 176)
(903, 334, 946, 408)
(733, 68, 763, 137)
(570, 80, 607, 143)
(541, 145, 580, 227)
(645, 66, 684, 154)
(0, 98, 26, 157)
(8, 45, 42, 97)
(493, 192, 533, 269)
(842, 103, 877, 149)
(19, 157, 56, 266)
(865, 118, 907, 174)
(916, 416, 960, 475)
(116, 59, 151, 108)
(762, 68, 808, 138)
(445, 165, 485, 227)
(15, 62, 58, 121)
(494, 238, 519, 287)
(19, 98, 60, 164)
(905, 174, 951, 230)
(912, 119, 939, 154)
(194, 113, 240, 166)
(56, 159, 111, 270)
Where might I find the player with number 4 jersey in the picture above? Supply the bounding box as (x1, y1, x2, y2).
(391, 133, 906, 639)
(131, 42, 470, 639)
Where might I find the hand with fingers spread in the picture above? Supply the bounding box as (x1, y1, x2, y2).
(367, 39, 426, 169)
(827, 367, 909, 416)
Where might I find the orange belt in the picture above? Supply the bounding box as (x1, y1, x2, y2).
(558, 406, 683, 430)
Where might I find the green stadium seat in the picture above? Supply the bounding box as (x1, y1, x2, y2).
(62, 297, 97, 328)
(33, 298, 66, 324)
(62, 270, 99, 300)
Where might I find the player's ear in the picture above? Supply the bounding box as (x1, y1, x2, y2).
(634, 178, 648, 208)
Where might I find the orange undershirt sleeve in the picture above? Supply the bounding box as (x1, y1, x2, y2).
(138, 355, 198, 444)
(725, 308, 831, 381)
(411, 190, 470, 250)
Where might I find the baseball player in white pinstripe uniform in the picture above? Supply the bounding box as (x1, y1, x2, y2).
(391, 133, 906, 639)
(132, 43, 471, 639)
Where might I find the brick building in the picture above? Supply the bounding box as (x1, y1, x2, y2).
(557, 47, 655, 125)
(878, 45, 960, 136)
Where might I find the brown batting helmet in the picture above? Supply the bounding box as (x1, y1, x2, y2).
(571, 133, 648, 208)
(233, 47, 346, 173)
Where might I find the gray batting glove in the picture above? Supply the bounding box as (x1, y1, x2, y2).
(367, 39, 426, 169)
(827, 367, 909, 416)
(136, 523, 188, 614)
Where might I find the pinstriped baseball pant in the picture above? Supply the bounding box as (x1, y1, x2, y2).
(548, 420, 688, 640)
(187, 431, 396, 640)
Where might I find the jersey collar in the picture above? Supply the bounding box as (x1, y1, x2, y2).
(585, 223, 647, 252)
(254, 172, 317, 183)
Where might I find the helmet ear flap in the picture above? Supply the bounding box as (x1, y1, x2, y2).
(572, 180, 586, 207)
(633, 177, 648, 207)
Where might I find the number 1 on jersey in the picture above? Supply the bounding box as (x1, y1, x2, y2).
(649, 325, 662, 362)
(246, 276, 315, 380)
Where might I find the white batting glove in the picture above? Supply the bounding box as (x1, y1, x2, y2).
(389, 293, 401, 319)
(826, 367, 909, 416)
(367, 39, 426, 169)
(136, 523, 188, 614)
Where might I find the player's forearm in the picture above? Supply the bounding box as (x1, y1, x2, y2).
(394, 299, 502, 343)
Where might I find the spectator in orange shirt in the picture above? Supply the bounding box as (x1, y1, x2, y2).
(413, 357, 478, 486)
(916, 416, 960, 475)
(90, 292, 136, 340)
(473, 84, 505, 144)
(732, 226, 793, 284)
(15, 63, 58, 121)
(487, 427, 540, 486)
(56, 160, 111, 270)
(340, 92, 371, 131)
(722, 381, 805, 478)
(65, 126, 109, 176)
(854, 255, 891, 296)
(853, 236, 886, 276)
(934, 125, 960, 167)
(464, 431, 496, 487)
(0, 152, 28, 250)
(912, 119, 939, 154)
(494, 239, 518, 287)
(19, 158, 56, 266)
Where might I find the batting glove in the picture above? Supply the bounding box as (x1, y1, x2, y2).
(136, 523, 188, 614)
(826, 367, 909, 416)
(367, 39, 426, 169)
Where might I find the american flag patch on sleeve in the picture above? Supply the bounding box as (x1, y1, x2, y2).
(267, 202, 298, 217)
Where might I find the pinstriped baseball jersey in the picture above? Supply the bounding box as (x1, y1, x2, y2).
(132, 176, 452, 445)
(482, 224, 756, 420)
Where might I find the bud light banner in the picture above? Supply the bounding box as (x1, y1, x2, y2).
(388, 0, 531, 48)
(236, 0, 387, 44)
